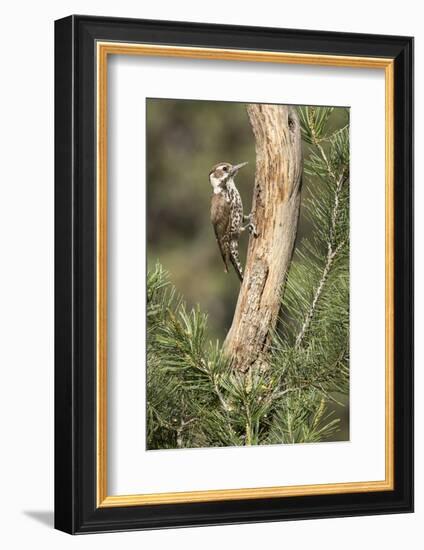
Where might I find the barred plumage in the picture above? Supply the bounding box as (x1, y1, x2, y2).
(209, 161, 258, 282)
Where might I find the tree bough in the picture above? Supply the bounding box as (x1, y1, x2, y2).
(224, 104, 303, 371)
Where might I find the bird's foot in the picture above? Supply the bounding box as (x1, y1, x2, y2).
(248, 223, 259, 238)
(243, 213, 259, 238)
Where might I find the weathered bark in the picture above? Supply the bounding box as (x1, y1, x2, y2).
(224, 104, 303, 371)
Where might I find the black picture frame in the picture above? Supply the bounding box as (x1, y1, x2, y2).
(55, 14, 414, 534)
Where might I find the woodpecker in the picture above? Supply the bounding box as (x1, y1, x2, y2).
(209, 161, 258, 282)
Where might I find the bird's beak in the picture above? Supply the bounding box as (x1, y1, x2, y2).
(230, 162, 248, 176)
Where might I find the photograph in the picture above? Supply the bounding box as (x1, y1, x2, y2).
(146, 98, 350, 450)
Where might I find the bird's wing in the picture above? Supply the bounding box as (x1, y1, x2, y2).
(210, 193, 231, 272)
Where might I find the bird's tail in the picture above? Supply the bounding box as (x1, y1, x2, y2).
(229, 240, 243, 282)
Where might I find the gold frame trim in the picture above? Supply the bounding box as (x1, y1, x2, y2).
(96, 42, 395, 508)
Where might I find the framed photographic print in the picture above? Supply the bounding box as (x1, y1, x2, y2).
(54, 15, 414, 534)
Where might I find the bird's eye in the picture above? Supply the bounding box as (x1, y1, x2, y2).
(223, 166, 228, 172)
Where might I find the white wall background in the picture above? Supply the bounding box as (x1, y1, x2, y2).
(0, 1, 420, 548)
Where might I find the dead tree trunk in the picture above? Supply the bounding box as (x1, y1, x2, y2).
(224, 104, 303, 371)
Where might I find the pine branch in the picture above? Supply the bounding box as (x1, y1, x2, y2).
(293, 110, 349, 348)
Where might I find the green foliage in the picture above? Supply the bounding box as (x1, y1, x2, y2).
(298, 106, 334, 144)
(147, 105, 350, 449)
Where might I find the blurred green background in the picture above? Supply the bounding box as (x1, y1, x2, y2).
(147, 99, 255, 342)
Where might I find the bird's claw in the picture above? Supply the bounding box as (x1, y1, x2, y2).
(249, 224, 259, 238)
(241, 213, 259, 237)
